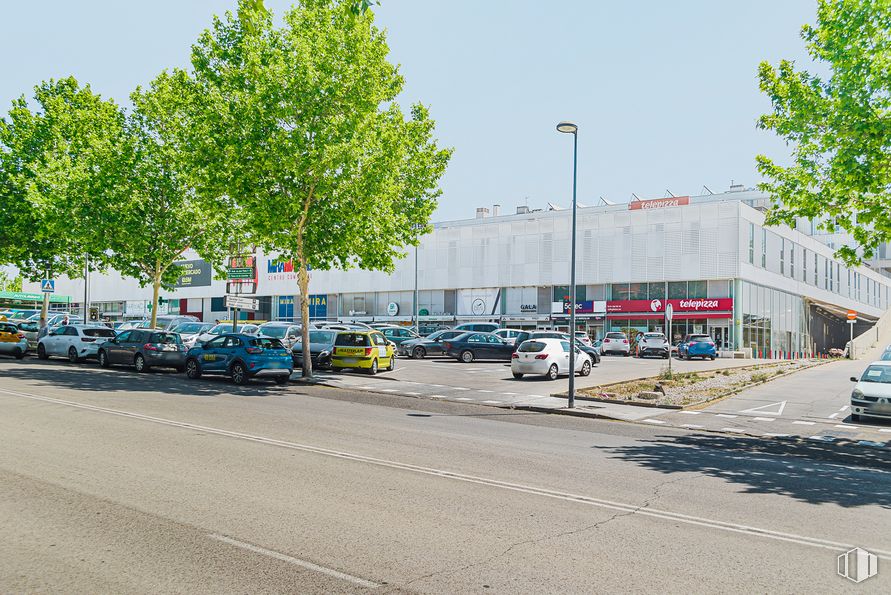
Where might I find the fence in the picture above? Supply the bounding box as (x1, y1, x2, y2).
(848, 307, 891, 359)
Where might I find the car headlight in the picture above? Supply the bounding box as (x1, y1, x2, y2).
(319, 350, 330, 358)
(852, 389, 864, 399)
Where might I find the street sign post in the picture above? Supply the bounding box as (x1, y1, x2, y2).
(224, 295, 259, 311)
(665, 303, 674, 374)
(227, 267, 254, 280)
(848, 312, 857, 358)
(40, 279, 54, 293)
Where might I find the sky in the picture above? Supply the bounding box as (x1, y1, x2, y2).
(0, 0, 817, 223)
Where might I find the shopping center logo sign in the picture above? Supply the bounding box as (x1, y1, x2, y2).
(838, 547, 878, 583)
(650, 299, 662, 312)
(678, 299, 719, 311)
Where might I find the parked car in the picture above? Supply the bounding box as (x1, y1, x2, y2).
(511, 338, 592, 380)
(14, 319, 40, 350)
(637, 332, 669, 359)
(417, 324, 451, 337)
(185, 334, 292, 384)
(170, 322, 215, 350)
(601, 332, 630, 356)
(195, 323, 260, 344)
(590, 339, 603, 354)
(493, 328, 527, 346)
(291, 329, 338, 369)
(331, 330, 395, 374)
(574, 331, 593, 347)
(378, 326, 420, 346)
(258, 322, 303, 350)
(41, 313, 84, 327)
(0, 321, 29, 359)
(398, 329, 466, 359)
(98, 329, 186, 372)
(678, 334, 717, 360)
(849, 361, 891, 423)
(37, 324, 117, 362)
(523, 330, 600, 364)
(443, 332, 516, 363)
(452, 322, 500, 333)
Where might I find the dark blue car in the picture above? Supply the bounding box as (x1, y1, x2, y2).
(677, 334, 717, 360)
(185, 333, 293, 385)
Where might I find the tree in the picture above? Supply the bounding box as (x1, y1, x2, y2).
(0, 270, 23, 292)
(756, 0, 891, 264)
(0, 78, 124, 322)
(178, 0, 451, 376)
(93, 76, 230, 329)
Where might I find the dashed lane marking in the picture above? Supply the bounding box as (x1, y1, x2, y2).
(716, 414, 738, 419)
(828, 412, 841, 419)
(644, 419, 666, 424)
(454, 397, 473, 401)
(764, 433, 791, 438)
(481, 400, 502, 405)
(792, 421, 816, 426)
(753, 417, 775, 422)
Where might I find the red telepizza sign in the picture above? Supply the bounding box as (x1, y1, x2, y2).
(628, 196, 690, 210)
(606, 298, 733, 313)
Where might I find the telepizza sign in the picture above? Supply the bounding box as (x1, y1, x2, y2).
(606, 298, 732, 314)
(628, 196, 690, 210)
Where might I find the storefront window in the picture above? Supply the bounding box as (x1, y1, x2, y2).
(611, 283, 631, 301)
(628, 283, 647, 301)
(688, 280, 707, 298)
(647, 282, 665, 300)
(668, 282, 686, 299)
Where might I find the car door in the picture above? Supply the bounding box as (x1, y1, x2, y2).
(108, 330, 130, 364)
(487, 334, 511, 359)
(200, 336, 229, 371)
(464, 333, 486, 357)
(371, 332, 391, 363)
(431, 331, 460, 355)
(559, 341, 572, 373)
(122, 330, 146, 364)
(50, 326, 74, 356)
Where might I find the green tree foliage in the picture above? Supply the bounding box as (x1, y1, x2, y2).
(96, 77, 230, 329)
(0, 270, 23, 292)
(757, 0, 891, 264)
(179, 0, 451, 376)
(0, 78, 124, 320)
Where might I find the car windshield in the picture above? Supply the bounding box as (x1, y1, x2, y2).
(335, 333, 371, 347)
(881, 352, 891, 361)
(308, 331, 336, 343)
(149, 332, 182, 344)
(605, 333, 625, 339)
(82, 328, 116, 338)
(260, 326, 288, 338)
(250, 337, 285, 349)
(692, 336, 713, 343)
(174, 323, 207, 334)
(860, 365, 891, 383)
(209, 324, 248, 334)
(518, 341, 547, 353)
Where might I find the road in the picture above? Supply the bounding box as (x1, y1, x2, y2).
(1, 358, 889, 592)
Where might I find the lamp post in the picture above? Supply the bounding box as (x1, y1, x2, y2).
(557, 121, 578, 408)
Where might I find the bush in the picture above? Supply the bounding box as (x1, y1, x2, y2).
(751, 372, 769, 383)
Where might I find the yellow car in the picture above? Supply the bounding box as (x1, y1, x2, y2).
(0, 320, 29, 359)
(331, 330, 395, 374)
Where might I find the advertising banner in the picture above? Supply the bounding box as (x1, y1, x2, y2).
(457, 288, 501, 316)
(561, 300, 607, 314)
(174, 259, 212, 288)
(628, 196, 690, 211)
(606, 298, 733, 314)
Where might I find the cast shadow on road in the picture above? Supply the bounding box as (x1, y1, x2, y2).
(1, 360, 297, 398)
(594, 433, 891, 509)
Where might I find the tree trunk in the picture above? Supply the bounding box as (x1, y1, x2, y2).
(297, 250, 313, 378)
(40, 271, 50, 331)
(150, 274, 161, 329)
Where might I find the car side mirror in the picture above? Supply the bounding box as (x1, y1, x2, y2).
(850, 376, 858, 382)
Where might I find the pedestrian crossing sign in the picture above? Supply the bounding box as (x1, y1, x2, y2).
(41, 279, 55, 293)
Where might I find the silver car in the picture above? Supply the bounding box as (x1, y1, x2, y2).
(258, 322, 302, 350)
(850, 361, 891, 423)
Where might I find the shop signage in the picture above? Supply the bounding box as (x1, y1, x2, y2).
(227, 266, 254, 280)
(225, 295, 259, 311)
(174, 259, 212, 288)
(520, 303, 537, 313)
(606, 298, 733, 313)
(419, 308, 430, 316)
(387, 302, 399, 316)
(628, 196, 690, 211)
(562, 300, 607, 314)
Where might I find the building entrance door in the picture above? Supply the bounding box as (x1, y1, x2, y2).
(708, 323, 730, 351)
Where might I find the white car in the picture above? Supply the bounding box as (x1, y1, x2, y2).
(574, 331, 593, 347)
(601, 332, 630, 356)
(171, 321, 215, 349)
(37, 324, 117, 362)
(850, 361, 891, 423)
(637, 332, 669, 358)
(511, 338, 592, 380)
(493, 328, 526, 346)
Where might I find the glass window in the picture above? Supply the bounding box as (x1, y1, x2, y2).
(250, 337, 284, 349)
(628, 283, 647, 301)
(335, 333, 370, 347)
(814, 253, 818, 285)
(761, 228, 767, 267)
(790, 243, 795, 278)
(207, 336, 227, 348)
(372, 333, 387, 346)
(116, 331, 132, 342)
(688, 281, 707, 298)
(149, 332, 181, 344)
(668, 282, 687, 299)
(210, 297, 225, 311)
(486, 335, 501, 344)
(647, 282, 665, 300)
(518, 341, 546, 353)
(748, 223, 754, 264)
(611, 283, 631, 301)
(560, 341, 571, 352)
(779, 238, 785, 275)
(223, 336, 241, 348)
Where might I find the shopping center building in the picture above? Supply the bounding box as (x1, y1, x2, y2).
(28, 187, 891, 356)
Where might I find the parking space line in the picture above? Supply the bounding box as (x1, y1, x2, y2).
(835, 424, 858, 430)
(752, 417, 775, 422)
(381, 389, 399, 393)
(644, 419, 666, 424)
(451, 387, 470, 391)
(838, 405, 849, 411)
(681, 424, 704, 429)
(481, 400, 502, 405)
(828, 412, 840, 419)
(680, 411, 702, 415)
(716, 414, 737, 419)
(501, 392, 517, 396)
(721, 428, 746, 433)
(477, 390, 494, 393)
(880, 429, 891, 433)
(454, 397, 472, 401)
(792, 421, 815, 425)
(764, 433, 791, 437)
(429, 395, 447, 399)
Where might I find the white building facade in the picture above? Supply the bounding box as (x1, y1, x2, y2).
(29, 190, 891, 356)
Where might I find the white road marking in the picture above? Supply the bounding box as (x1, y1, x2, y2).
(478, 390, 494, 393)
(752, 417, 775, 422)
(501, 392, 517, 396)
(680, 411, 702, 415)
(381, 389, 399, 393)
(834, 424, 858, 430)
(481, 400, 502, 405)
(429, 395, 447, 399)
(716, 414, 738, 419)
(858, 441, 886, 448)
(681, 424, 704, 429)
(4, 387, 890, 560)
(721, 428, 746, 433)
(405, 392, 421, 396)
(451, 387, 470, 391)
(208, 534, 380, 588)
(764, 433, 791, 438)
(809, 436, 835, 442)
(792, 421, 815, 426)
(644, 419, 666, 424)
(828, 413, 840, 419)
(880, 429, 891, 433)
(838, 405, 850, 411)
(741, 400, 787, 416)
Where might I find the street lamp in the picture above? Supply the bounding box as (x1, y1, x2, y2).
(557, 121, 578, 408)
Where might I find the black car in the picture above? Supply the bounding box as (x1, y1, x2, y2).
(291, 329, 338, 369)
(98, 329, 187, 372)
(443, 332, 516, 363)
(398, 329, 466, 359)
(521, 331, 601, 364)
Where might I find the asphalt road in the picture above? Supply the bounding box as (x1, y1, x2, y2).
(1, 358, 889, 593)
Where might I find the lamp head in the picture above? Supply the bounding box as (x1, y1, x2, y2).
(556, 121, 578, 134)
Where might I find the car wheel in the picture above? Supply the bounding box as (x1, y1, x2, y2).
(14, 348, 25, 360)
(512, 372, 523, 379)
(413, 346, 426, 359)
(231, 361, 248, 385)
(134, 353, 148, 373)
(460, 350, 474, 363)
(99, 350, 110, 368)
(185, 359, 201, 379)
(68, 346, 80, 363)
(368, 359, 378, 375)
(386, 356, 395, 371)
(37, 343, 48, 360)
(547, 364, 559, 380)
(710, 356, 716, 361)
(594, 354, 601, 364)
(580, 360, 591, 376)
(274, 375, 289, 385)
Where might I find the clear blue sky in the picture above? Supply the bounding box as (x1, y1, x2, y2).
(0, 0, 816, 222)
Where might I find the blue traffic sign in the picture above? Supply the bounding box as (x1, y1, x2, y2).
(41, 279, 55, 293)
